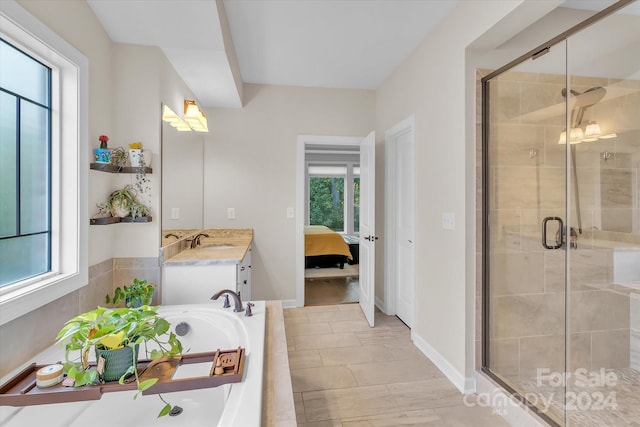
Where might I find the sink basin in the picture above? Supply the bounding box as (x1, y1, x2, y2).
(203, 245, 235, 250)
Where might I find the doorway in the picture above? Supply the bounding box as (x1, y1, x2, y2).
(296, 133, 377, 326)
(305, 146, 361, 306)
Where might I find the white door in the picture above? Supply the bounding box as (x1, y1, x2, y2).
(359, 131, 376, 327)
(394, 128, 415, 327)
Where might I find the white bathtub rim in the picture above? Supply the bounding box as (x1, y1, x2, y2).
(0, 300, 266, 427)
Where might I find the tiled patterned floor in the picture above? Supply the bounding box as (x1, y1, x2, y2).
(285, 304, 513, 426)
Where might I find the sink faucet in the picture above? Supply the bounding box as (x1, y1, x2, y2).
(164, 233, 179, 239)
(211, 289, 244, 312)
(189, 233, 209, 249)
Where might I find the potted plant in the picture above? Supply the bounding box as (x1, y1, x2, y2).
(94, 135, 111, 163)
(109, 146, 128, 168)
(106, 185, 152, 221)
(107, 185, 137, 218)
(55, 305, 183, 417)
(105, 278, 155, 308)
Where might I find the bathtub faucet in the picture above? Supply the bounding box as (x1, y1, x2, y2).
(211, 289, 244, 313)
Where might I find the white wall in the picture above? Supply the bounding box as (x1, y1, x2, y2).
(375, 0, 524, 390)
(17, 0, 116, 266)
(203, 83, 375, 300)
(14, 1, 202, 262)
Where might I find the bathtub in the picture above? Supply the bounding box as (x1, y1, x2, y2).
(0, 300, 265, 427)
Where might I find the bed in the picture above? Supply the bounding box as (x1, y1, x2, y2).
(304, 225, 353, 269)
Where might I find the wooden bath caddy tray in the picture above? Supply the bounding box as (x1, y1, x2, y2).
(0, 347, 245, 407)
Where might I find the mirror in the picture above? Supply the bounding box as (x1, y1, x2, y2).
(161, 113, 205, 246)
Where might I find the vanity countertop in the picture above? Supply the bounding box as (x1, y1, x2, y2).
(162, 228, 253, 266)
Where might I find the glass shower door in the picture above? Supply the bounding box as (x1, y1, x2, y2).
(484, 42, 569, 425)
(565, 7, 640, 426)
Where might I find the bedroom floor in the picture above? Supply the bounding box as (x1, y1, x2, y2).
(305, 264, 360, 306)
(285, 304, 512, 426)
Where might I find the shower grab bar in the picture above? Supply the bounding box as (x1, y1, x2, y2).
(542, 216, 564, 250)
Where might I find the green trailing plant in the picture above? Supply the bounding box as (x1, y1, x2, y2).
(106, 278, 155, 308)
(130, 201, 151, 220)
(109, 146, 128, 168)
(55, 305, 183, 417)
(95, 202, 112, 218)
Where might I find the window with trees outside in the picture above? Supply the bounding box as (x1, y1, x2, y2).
(308, 164, 360, 235)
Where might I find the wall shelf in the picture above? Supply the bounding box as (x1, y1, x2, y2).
(90, 216, 152, 225)
(90, 163, 152, 174)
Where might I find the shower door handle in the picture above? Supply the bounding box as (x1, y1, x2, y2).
(542, 216, 564, 249)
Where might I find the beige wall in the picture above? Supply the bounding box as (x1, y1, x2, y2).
(203, 83, 376, 300)
(375, 0, 525, 389)
(0, 1, 200, 376)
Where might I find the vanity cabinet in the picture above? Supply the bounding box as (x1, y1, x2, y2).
(237, 246, 252, 300)
(162, 243, 252, 305)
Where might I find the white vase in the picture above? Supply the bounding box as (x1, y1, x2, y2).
(111, 200, 130, 218)
(129, 149, 151, 167)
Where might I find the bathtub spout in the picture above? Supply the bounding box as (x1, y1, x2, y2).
(211, 289, 244, 313)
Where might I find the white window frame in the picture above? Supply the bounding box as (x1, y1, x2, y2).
(0, 0, 88, 326)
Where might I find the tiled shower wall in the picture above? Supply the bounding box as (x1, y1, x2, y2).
(475, 69, 639, 379)
(0, 257, 159, 378)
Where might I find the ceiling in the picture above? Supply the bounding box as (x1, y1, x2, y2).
(86, 0, 639, 109)
(87, 0, 457, 108)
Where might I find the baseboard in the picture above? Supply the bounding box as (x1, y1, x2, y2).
(280, 299, 298, 308)
(411, 330, 474, 394)
(374, 296, 386, 313)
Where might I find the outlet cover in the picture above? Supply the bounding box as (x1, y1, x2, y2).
(227, 208, 236, 219)
(171, 208, 180, 220)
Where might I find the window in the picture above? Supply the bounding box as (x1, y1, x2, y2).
(307, 164, 360, 234)
(0, 39, 52, 287)
(0, 2, 88, 325)
(309, 176, 345, 232)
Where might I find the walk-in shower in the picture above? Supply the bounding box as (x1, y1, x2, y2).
(481, 1, 640, 426)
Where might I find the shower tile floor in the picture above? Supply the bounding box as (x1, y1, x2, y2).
(285, 304, 512, 426)
(516, 368, 640, 426)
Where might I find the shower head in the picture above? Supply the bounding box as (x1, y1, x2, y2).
(561, 86, 607, 108)
(562, 86, 607, 126)
(575, 86, 606, 108)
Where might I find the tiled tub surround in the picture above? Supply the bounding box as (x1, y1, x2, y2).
(0, 257, 157, 379)
(477, 69, 640, 426)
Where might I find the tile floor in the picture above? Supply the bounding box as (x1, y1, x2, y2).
(285, 303, 513, 426)
(305, 277, 360, 306)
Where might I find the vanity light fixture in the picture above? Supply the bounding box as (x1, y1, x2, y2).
(162, 105, 191, 132)
(184, 100, 208, 133)
(557, 127, 584, 144)
(583, 121, 602, 140)
(558, 121, 617, 144)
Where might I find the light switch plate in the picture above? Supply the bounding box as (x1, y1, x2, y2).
(442, 212, 455, 230)
(227, 208, 236, 219)
(171, 208, 180, 220)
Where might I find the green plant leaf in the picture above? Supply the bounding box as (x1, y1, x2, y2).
(158, 403, 172, 418)
(138, 378, 158, 392)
